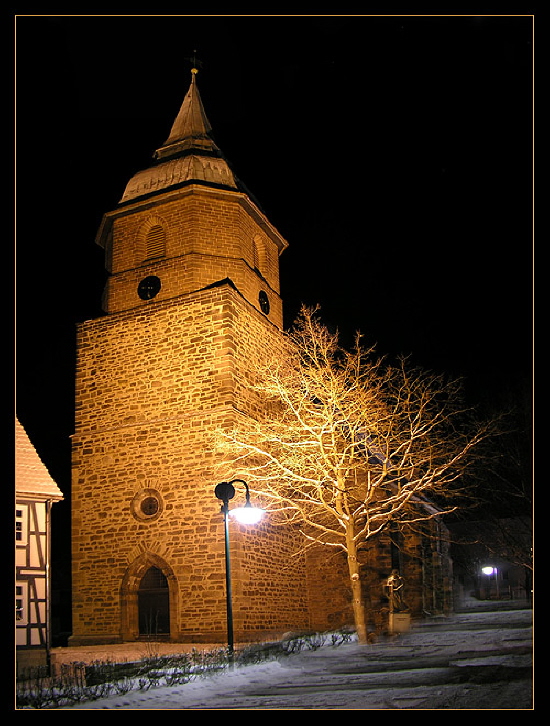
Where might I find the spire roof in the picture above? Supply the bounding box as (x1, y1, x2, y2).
(155, 68, 220, 160)
(119, 68, 238, 204)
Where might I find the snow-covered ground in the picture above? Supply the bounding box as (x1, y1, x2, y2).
(53, 605, 532, 710)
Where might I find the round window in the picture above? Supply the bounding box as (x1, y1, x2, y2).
(141, 496, 159, 516)
(131, 489, 163, 522)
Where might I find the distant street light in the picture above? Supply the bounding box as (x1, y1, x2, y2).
(214, 479, 264, 658)
(481, 565, 499, 598)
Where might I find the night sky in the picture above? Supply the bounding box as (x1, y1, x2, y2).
(15, 15, 533, 569)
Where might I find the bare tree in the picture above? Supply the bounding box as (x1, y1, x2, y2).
(216, 307, 496, 643)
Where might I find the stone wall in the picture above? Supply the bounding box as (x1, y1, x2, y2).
(71, 282, 310, 645)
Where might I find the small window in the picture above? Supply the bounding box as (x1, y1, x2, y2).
(16, 582, 27, 624)
(253, 235, 268, 276)
(16, 507, 28, 545)
(145, 225, 166, 259)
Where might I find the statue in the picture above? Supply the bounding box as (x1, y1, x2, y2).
(385, 569, 409, 613)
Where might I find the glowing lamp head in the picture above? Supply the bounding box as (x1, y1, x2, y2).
(215, 479, 264, 524)
(230, 504, 264, 525)
(482, 566, 495, 575)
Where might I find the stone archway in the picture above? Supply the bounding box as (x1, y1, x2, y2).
(120, 553, 179, 642)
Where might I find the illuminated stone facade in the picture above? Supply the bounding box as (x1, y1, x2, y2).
(72, 282, 310, 644)
(70, 71, 311, 645)
(70, 70, 452, 646)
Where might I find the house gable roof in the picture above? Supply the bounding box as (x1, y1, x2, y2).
(16, 419, 64, 501)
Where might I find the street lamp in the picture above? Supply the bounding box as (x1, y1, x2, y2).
(214, 479, 264, 658)
(481, 565, 499, 599)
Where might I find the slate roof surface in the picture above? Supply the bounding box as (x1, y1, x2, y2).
(120, 68, 238, 203)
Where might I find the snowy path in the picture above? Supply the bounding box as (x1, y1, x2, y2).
(59, 607, 533, 710)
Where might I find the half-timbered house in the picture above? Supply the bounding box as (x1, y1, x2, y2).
(16, 419, 64, 670)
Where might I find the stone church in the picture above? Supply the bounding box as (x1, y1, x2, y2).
(70, 68, 452, 646)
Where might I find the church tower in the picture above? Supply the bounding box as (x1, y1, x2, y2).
(70, 68, 311, 645)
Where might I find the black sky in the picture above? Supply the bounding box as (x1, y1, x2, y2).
(15, 14, 533, 534)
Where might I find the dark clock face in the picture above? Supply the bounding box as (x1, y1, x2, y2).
(259, 290, 270, 314)
(138, 275, 161, 300)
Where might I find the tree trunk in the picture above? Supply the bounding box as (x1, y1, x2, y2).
(346, 529, 368, 644)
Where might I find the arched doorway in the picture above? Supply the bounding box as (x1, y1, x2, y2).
(138, 566, 170, 638)
(120, 554, 178, 642)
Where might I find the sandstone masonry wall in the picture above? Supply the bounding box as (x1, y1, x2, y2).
(72, 283, 309, 644)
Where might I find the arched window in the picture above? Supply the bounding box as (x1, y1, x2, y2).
(145, 224, 166, 260)
(252, 235, 268, 276)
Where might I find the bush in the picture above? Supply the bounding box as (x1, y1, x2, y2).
(16, 629, 356, 709)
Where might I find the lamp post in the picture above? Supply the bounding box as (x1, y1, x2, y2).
(214, 479, 264, 659)
(481, 565, 499, 599)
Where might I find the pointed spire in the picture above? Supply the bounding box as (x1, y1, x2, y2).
(119, 67, 239, 204)
(154, 68, 220, 161)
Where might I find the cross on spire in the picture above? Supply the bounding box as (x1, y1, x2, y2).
(185, 49, 203, 74)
